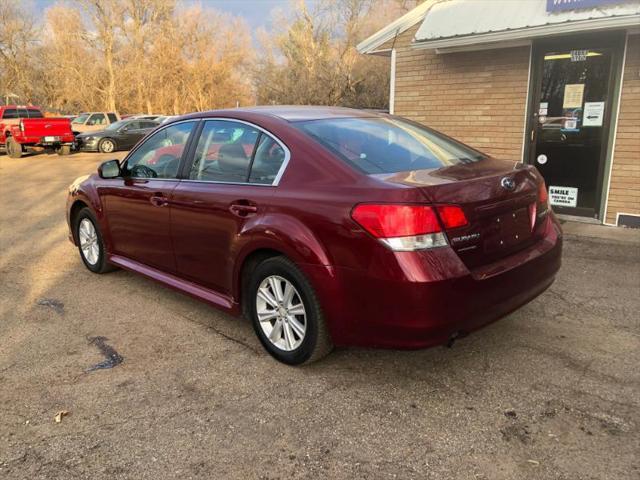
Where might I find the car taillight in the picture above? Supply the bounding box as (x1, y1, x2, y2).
(436, 205, 468, 229)
(538, 180, 548, 206)
(351, 204, 448, 251)
(19, 121, 24, 132)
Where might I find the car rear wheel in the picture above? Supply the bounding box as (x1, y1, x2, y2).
(248, 256, 332, 365)
(56, 145, 71, 155)
(74, 208, 116, 274)
(98, 138, 116, 154)
(6, 137, 23, 159)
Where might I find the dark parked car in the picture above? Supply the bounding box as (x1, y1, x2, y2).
(76, 119, 159, 153)
(66, 107, 562, 365)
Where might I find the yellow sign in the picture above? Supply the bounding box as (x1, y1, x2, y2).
(563, 84, 584, 109)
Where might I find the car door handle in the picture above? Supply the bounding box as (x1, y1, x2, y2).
(229, 203, 258, 217)
(150, 193, 169, 207)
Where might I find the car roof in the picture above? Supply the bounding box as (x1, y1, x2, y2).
(186, 106, 385, 123)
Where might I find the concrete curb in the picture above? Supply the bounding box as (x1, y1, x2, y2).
(560, 220, 640, 245)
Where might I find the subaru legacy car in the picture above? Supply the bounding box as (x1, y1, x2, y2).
(66, 107, 562, 365)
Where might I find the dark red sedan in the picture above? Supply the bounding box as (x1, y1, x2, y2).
(66, 107, 562, 364)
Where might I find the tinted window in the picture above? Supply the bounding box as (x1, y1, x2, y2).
(27, 109, 43, 118)
(249, 135, 287, 185)
(141, 121, 158, 129)
(17, 108, 28, 118)
(105, 120, 127, 131)
(87, 113, 106, 126)
(124, 122, 195, 179)
(72, 114, 89, 124)
(189, 120, 260, 183)
(126, 121, 141, 130)
(295, 117, 486, 174)
(2, 109, 17, 119)
(107, 113, 118, 123)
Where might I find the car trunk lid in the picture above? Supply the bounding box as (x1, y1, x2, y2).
(375, 158, 548, 269)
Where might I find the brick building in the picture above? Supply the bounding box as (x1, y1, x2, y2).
(358, 0, 640, 226)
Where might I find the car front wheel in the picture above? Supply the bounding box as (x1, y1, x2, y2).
(74, 208, 115, 274)
(248, 256, 332, 365)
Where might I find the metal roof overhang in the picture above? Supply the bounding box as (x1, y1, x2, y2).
(411, 0, 640, 53)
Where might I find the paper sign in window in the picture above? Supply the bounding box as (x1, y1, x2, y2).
(549, 186, 578, 208)
(583, 102, 605, 127)
(563, 84, 584, 109)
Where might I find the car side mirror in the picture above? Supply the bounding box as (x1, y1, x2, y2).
(119, 126, 129, 133)
(98, 159, 120, 179)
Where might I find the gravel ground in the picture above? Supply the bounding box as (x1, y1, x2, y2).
(1, 151, 639, 480)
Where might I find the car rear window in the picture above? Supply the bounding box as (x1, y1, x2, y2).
(2, 109, 18, 119)
(27, 109, 43, 118)
(295, 117, 486, 174)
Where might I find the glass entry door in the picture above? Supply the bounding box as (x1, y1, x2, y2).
(527, 35, 623, 219)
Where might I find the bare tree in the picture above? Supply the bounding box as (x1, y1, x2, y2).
(80, 0, 124, 111)
(2, 0, 413, 113)
(0, 0, 41, 104)
(255, 0, 420, 109)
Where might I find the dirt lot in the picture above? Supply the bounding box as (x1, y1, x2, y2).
(0, 150, 639, 480)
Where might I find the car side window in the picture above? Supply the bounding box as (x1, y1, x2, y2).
(107, 113, 118, 123)
(88, 113, 106, 126)
(189, 120, 260, 183)
(17, 108, 29, 118)
(123, 122, 195, 179)
(249, 135, 287, 185)
(27, 109, 43, 118)
(126, 121, 141, 130)
(2, 109, 17, 119)
(141, 121, 157, 129)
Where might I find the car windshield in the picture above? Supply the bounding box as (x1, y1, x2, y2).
(72, 114, 89, 124)
(106, 120, 129, 130)
(295, 117, 486, 174)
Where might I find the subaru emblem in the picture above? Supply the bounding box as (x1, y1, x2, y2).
(501, 176, 516, 191)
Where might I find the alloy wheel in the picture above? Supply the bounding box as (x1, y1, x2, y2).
(256, 275, 307, 351)
(78, 218, 99, 265)
(100, 139, 114, 153)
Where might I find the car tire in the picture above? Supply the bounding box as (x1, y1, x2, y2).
(56, 145, 71, 156)
(248, 256, 333, 365)
(98, 138, 116, 154)
(7, 137, 23, 159)
(74, 208, 116, 274)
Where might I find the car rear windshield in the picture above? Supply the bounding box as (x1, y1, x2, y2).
(2, 108, 43, 119)
(295, 117, 486, 174)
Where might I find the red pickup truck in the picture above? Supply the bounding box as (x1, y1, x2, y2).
(0, 105, 75, 158)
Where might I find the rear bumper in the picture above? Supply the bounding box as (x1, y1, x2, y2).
(305, 214, 562, 349)
(17, 134, 75, 146)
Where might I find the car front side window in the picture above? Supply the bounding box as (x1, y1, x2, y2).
(123, 122, 195, 179)
(88, 113, 106, 126)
